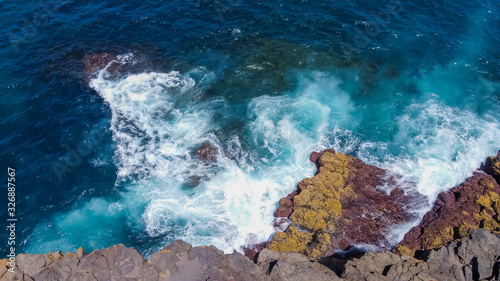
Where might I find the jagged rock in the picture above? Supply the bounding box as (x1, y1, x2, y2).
(244, 242, 268, 262)
(194, 141, 219, 162)
(75, 244, 158, 280)
(2, 230, 500, 281)
(148, 240, 266, 281)
(343, 229, 500, 281)
(483, 150, 500, 184)
(310, 149, 336, 168)
(268, 150, 426, 259)
(256, 249, 341, 281)
(395, 172, 500, 256)
(274, 198, 293, 218)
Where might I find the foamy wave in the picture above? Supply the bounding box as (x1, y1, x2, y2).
(85, 60, 360, 254)
(30, 58, 498, 256)
(359, 100, 500, 201)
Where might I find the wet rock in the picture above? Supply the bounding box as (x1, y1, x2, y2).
(83, 53, 119, 77)
(274, 198, 293, 217)
(483, 150, 500, 184)
(310, 149, 336, 168)
(194, 141, 219, 162)
(185, 175, 202, 188)
(395, 172, 500, 256)
(244, 242, 268, 262)
(268, 150, 426, 259)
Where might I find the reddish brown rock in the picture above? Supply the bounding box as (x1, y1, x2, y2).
(268, 150, 426, 259)
(243, 242, 268, 262)
(394, 172, 500, 257)
(194, 141, 219, 162)
(83, 53, 118, 76)
(310, 148, 336, 168)
(274, 198, 293, 217)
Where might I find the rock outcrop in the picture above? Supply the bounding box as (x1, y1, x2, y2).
(1, 241, 266, 281)
(394, 172, 500, 256)
(256, 249, 341, 281)
(194, 141, 219, 162)
(342, 229, 500, 281)
(483, 150, 500, 184)
(268, 150, 426, 259)
(2, 229, 499, 281)
(4, 150, 500, 280)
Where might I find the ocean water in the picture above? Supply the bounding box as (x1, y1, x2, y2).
(1, 0, 499, 257)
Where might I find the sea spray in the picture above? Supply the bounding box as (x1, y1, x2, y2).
(26, 57, 500, 256)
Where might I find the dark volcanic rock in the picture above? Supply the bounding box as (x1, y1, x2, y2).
(268, 150, 427, 259)
(483, 150, 500, 184)
(395, 172, 500, 256)
(194, 141, 219, 162)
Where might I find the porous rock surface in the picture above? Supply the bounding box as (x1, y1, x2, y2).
(395, 172, 500, 256)
(342, 229, 500, 281)
(268, 150, 426, 259)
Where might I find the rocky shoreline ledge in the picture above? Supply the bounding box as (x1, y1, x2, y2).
(2, 229, 499, 281)
(2, 150, 500, 281)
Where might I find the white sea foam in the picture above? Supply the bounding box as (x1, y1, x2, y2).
(90, 60, 500, 253)
(29, 55, 499, 256)
(85, 59, 361, 254)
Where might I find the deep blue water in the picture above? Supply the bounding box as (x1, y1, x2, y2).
(1, 0, 499, 257)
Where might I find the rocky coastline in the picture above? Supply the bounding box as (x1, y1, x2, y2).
(3, 150, 500, 281)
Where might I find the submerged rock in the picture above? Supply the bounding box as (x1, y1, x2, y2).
(194, 141, 219, 162)
(268, 150, 426, 259)
(394, 171, 500, 257)
(83, 53, 119, 77)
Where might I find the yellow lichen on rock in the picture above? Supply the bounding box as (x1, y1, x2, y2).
(268, 225, 313, 253)
(488, 191, 500, 202)
(458, 223, 478, 237)
(288, 152, 350, 232)
(393, 245, 415, 257)
(290, 185, 342, 231)
(493, 201, 500, 217)
(476, 195, 492, 208)
(269, 151, 358, 257)
(425, 227, 454, 249)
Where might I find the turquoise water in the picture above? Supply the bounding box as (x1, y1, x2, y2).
(1, 0, 499, 257)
